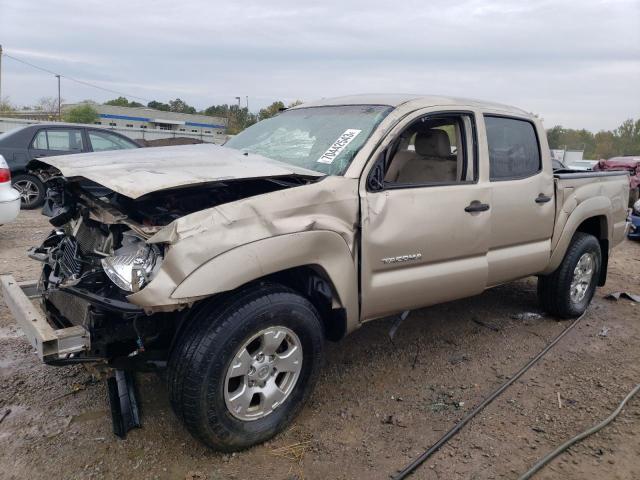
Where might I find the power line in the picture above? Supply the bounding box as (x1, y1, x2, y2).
(2, 51, 153, 103)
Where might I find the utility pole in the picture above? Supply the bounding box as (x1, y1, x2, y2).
(55, 74, 61, 120)
(234, 96, 241, 131)
(246, 96, 249, 111)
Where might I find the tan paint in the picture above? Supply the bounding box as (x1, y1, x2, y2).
(127, 176, 361, 328)
(39, 143, 323, 199)
(357, 106, 492, 319)
(77, 95, 627, 335)
(171, 231, 359, 329)
(541, 174, 629, 274)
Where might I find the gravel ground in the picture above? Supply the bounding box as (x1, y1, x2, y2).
(1, 210, 639, 480)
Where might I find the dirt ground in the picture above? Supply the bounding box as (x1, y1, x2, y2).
(1, 210, 639, 480)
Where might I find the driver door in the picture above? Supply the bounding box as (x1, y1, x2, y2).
(360, 110, 491, 320)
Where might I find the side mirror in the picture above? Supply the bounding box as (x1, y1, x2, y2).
(367, 152, 386, 192)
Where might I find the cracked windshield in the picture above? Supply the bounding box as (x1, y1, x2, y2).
(225, 105, 392, 175)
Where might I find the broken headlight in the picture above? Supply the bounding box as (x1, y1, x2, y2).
(101, 232, 163, 292)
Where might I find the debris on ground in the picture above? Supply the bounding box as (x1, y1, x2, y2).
(511, 312, 543, 321)
(449, 354, 471, 365)
(598, 327, 610, 337)
(185, 471, 207, 480)
(472, 318, 501, 331)
(2, 210, 640, 480)
(430, 392, 466, 412)
(382, 414, 407, 427)
(0, 408, 11, 424)
(604, 292, 640, 303)
(271, 440, 312, 461)
(47, 382, 90, 404)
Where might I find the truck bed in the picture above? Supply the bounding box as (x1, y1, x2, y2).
(553, 169, 629, 252)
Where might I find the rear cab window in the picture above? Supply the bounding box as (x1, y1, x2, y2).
(484, 116, 541, 181)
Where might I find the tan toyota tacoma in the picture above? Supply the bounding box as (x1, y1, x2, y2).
(1, 95, 630, 450)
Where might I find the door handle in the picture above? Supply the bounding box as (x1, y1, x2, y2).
(464, 201, 490, 213)
(535, 194, 552, 204)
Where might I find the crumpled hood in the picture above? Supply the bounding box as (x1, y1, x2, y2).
(39, 143, 323, 199)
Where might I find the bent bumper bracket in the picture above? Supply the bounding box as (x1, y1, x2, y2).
(0, 275, 90, 362)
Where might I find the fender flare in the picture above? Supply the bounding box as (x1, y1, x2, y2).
(171, 230, 360, 330)
(542, 196, 611, 274)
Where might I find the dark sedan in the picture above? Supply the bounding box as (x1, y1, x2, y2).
(0, 124, 139, 208)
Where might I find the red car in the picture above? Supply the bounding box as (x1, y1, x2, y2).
(594, 156, 640, 206)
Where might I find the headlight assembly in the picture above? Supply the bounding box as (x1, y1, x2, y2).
(634, 199, 640, 216)
(101, 232, 163, 292)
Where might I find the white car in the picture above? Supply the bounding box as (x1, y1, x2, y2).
(0, 155, 20, 225)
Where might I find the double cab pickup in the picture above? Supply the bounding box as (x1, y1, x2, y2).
(1, 94, 629, 450)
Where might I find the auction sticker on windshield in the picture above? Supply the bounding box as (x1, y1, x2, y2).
(317, 129, 362, 164)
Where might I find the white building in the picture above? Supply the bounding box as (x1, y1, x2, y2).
(64, 103, 228, 143)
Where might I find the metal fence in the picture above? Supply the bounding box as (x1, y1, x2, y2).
(0, 117, 224, 144)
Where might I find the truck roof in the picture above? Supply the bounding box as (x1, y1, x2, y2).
(294, 94, 532, 117)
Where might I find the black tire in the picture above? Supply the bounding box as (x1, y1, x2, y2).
(12, 173, 45, 209)
(538, 232, 601, 318)
(167, 283, 324, 451)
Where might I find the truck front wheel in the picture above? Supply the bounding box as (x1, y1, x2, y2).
(167, 284, 324, 451)
(538, 232, 601, 318)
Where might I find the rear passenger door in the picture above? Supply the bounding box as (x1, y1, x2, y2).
(28, 128, 86, 159)
(483, 115, 555, 285)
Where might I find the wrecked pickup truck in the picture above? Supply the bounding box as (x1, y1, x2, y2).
(1, 95, 630, 450)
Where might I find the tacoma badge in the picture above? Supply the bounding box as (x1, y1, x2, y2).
(381, 253, 423, 264)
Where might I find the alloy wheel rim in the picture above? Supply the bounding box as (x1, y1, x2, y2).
(570, 252, 595, 303)
(13, 180, 40, 206)
(224, 326, 303, 421)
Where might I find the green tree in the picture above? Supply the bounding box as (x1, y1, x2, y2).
(203, 104, 258, 134)
(105, 96, 143, 108)
(168, 98, 196, 114)
(147, 100, 170, 111)
(614, 119, 640, 156)
(258, 101, 286, 121)
(63, 104, 98, 124)
(593, 131, 617, 159)
(547, 118, 640, 160)
(204, 104, 230, 117)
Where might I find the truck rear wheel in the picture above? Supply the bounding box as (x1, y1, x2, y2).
(167, 284, 324, 451)
(537, 232, 601, 318)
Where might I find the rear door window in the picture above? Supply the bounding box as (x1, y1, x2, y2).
(32, 129, 84, 152)
(32, 130, 48, 149)
(485, 116, 541, 180)
(88, 130, 138, 151)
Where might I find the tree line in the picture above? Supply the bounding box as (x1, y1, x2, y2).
(547, 119, 639, 159)
(4, 94, 637, 155)
(62, 96, 302, 134)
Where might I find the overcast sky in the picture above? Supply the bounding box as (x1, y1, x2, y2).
(0, 0, 638, 130)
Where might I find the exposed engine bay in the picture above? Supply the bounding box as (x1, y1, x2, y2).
(28, 169, 315, 362)
(39, 169, 308, 228)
